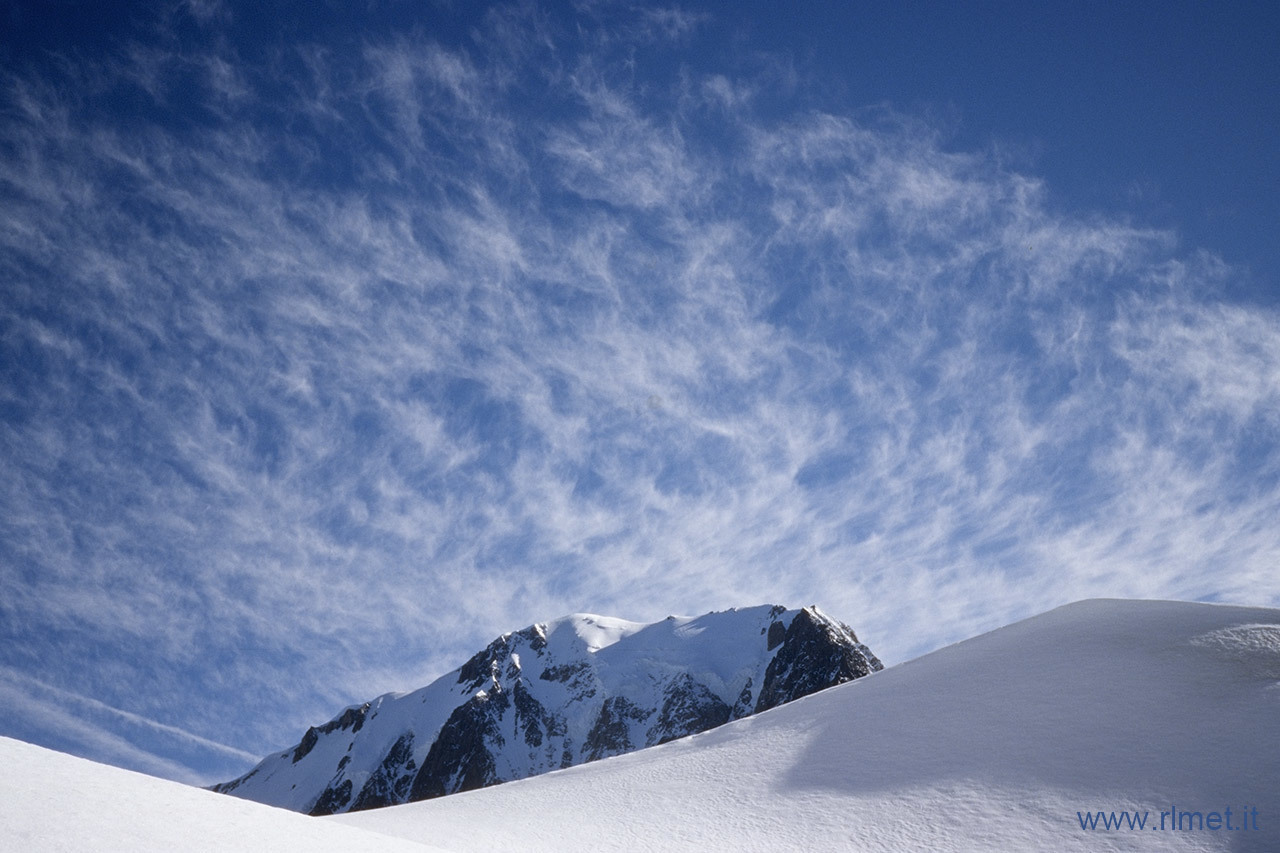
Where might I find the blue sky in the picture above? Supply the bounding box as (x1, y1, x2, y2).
(1, 1, 1277, 785)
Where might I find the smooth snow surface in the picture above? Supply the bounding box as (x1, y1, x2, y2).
(337, 600, 1280, 852)
(0, 736, 449, 852)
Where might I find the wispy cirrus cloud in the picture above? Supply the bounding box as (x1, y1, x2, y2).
(1, 3, 1276, 782)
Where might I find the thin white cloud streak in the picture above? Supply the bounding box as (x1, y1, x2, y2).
(0, 667, 255, 784)
(1, 6, 1278, 778)
(0, 668, 257, 764)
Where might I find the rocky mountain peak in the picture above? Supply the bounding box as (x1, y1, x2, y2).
(211, 604, 883, 815)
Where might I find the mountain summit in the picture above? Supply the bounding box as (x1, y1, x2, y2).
(212, 604, 882, 815)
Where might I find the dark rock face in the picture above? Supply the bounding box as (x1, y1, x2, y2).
(584, 696, 648, 761)
(293, 703, 372, 764)
(513, 679, 562, 748)
(731, 678, 755, 718)
(348, 733, 416, 813)
(309, 779, 352, 816)
(539, 661, 590, 685)
(755, 608, 883, 714)
(649, 674, 732, 746)
(457, 639, 509, 693)
(214, 604, 883, 817)
(292, 727, 320, 764)
(409, 688, 510, 801)
(767, 620, 786, 651)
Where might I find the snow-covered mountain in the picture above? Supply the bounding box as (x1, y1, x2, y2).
(213, 604, 882, 815)
(336, 599, 1280, 852)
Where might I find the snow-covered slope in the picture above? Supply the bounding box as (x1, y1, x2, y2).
(214, 604, 881, 815)
(0, 736, 450, 852)
(337, 599, 1280, 852)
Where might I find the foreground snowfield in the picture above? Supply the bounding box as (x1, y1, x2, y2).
(337, 599, 1280, 852)
(4, 599, 1278, 851)
(0, 736, 449, 852)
